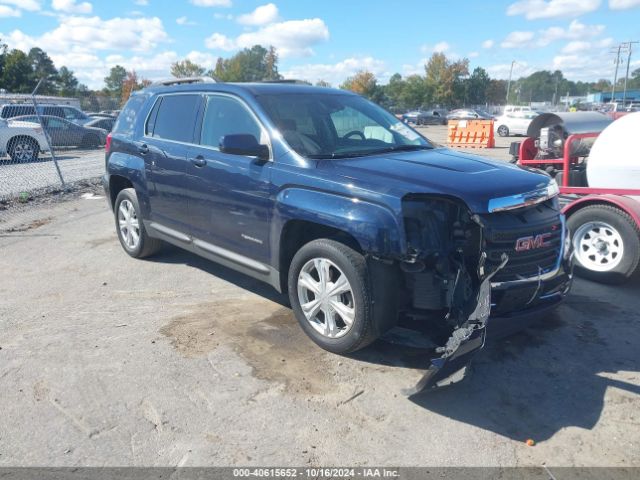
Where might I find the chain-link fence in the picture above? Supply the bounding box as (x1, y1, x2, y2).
(0, 81, 119, 231)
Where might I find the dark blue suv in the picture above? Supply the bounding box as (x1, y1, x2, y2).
(103, 78, 572, 391)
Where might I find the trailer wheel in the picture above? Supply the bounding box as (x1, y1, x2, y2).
(568, 204, 640, 284)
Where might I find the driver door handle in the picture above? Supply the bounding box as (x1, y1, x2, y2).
(190, 155, 206, 168)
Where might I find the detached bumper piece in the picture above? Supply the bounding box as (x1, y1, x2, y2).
(403, 253, 508, 396)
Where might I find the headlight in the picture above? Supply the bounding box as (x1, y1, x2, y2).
(547, 178, 559, 197)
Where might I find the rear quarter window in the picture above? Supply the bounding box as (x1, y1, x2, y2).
(112, 93, 149, 137)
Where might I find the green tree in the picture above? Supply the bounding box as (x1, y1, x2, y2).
(467, 67, 490, 105)
(340, 70, 384, 103)
(486, 79, 507, 105)
(214, 45, 282, 82)
(104, 65, 128, 98)
(27, 47, 57, 94)
(315, 80, 331, 87)
(0, 49, 33, 93)
(170, 59, 205, 78)
(0, 39, 7, 80)
(400, 75, 428, 110)
(384, 73, 406, 110)
(424, 53, 468, 106)
(56, 66, 79, 97)
(263, 46, 280, 81)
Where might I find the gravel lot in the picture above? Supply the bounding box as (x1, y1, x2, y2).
(0, 126, 639, 468)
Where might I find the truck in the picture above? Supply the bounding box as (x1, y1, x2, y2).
(103, 78, 572, 393)
(514, 111, 640, 284)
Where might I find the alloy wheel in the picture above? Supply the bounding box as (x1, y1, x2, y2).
(297, 257, 356, 339)
(118, 199, 141, 250)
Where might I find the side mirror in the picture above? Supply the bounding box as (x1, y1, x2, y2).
(220, 134, 269, 161)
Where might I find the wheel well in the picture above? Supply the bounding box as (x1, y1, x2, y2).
(565, 199, 630, 221)
(8, 135, 39, 151)
(109, 175, 133, 208)
(278, 220, 363, 292)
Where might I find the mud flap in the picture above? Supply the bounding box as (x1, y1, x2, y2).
(403, 253, 508, 396)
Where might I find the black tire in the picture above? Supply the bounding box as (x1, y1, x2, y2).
(568, 204, 640, 284)
(114, 188, 163, 258)
(287, 239, 379, 354)
(497, 125, 509, 137)
(82, 134, 100, 149)
(8, 137, 39, 163)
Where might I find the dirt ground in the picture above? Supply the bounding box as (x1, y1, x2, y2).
(0, 128, 639, 468)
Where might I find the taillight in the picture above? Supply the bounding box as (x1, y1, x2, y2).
(105, 133, 112, 154)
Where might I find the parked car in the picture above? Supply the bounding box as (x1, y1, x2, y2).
(0, 104, 91, 124)
(10, 115, 107, 148)
(103, 81, 571, 392)
(494, 111, 539, 137)
(402, 109, 448, 125)
(503, 105, 533, 115)
(0, 118, 49, 162)
(447, 108, 495, 121)
(85, 116, 116, 132)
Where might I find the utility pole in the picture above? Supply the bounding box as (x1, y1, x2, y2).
(506, 60, 515, 104)
(622, 41, 639, 107)
(610, 44, 624, 103)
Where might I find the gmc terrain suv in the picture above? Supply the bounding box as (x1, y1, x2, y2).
(103, 78, 573, 392)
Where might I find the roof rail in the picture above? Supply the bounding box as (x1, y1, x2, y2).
(259, 79, 310, 85)
(151, 76, 216, 87)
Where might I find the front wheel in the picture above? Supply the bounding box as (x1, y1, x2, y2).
(497, 125, 509, 137)
(8, 137, 39, 162)
(568, 204, 640, 284)
(288, 239, 378, 354)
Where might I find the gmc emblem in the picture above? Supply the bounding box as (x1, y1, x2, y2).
(515, 233, 552, 252)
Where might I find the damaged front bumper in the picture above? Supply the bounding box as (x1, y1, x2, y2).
(403, 254, 508, 396)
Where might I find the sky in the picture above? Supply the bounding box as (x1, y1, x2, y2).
(1, 0, 639, 89)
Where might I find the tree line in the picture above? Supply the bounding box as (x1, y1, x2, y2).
(2, 39, 639, 112)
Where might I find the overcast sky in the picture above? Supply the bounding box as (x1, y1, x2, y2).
(1, 0, 639, 88)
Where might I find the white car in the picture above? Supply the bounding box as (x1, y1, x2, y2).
(0, 118, 49, 162)
(494, 111, 539, 137)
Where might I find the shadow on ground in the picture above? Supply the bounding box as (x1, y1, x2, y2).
(151, 247, 640, 442)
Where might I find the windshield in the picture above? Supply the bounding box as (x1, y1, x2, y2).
(256, 93, 432, 158)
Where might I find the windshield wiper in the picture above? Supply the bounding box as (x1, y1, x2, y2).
(307, 152, 371, 159)
(368, 145, 434, 154)
(307, 145, 433, 160)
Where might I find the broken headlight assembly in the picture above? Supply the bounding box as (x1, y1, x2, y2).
(400, 195, 508, 395)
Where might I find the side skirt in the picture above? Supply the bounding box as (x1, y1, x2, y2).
(145, 221, 282, 293)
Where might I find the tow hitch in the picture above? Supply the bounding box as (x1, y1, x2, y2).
(403, 253, 508, 396)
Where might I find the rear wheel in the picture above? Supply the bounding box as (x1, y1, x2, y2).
(568, 204, 640, 284)
(82, 134, 100, 148)
(8, 137, 39, 162)
(114, 188, 163, 258)
(497, 125, 509, 137)
(288, 239, 378, 354)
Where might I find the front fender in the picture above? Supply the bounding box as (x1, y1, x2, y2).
(271, 187, 404, 266)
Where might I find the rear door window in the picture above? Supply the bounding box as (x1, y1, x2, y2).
(150, 94, 201, 143)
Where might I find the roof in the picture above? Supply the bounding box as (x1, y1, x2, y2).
(143, 81, 355, 97)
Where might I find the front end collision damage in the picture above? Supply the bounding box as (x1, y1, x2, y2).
(395, 196, 509, 395)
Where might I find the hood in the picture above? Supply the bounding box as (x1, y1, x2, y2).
(323, 148, 553, 213)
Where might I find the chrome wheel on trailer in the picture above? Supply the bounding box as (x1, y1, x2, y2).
(297, 257, 355, 339)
